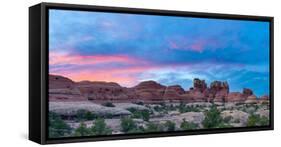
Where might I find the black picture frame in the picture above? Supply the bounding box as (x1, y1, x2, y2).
(29, 2, 274, 144)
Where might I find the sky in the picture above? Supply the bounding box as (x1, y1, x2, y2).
(49, 9, 270, 96)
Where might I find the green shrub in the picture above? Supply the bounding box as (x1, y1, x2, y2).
(202, 106, 223, 129)
(121, 117, 137, 133)
(178, 103, 200, 113)
(141, 110, 150, 121)
(247, 114, 269, 127)
(48, 112, 72, 138)
(180, 118, 198, 130)
(153, 105, 168, 114)
(259, 116, 270, 126)
(145, 122, 164, 133)
(102, 102, 115, 107)
(76, 109, 96, 121)
(127, 108, 150, 121)
(164, 121, 176, 131)
(74, 122, 91, 136)
(90, 118, 112, 135)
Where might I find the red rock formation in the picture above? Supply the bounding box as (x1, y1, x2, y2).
(163, 85, 185, 100)
(243, 88, 253, 97)
(193, 78, 207, 92)
(184, 78, 208, 102)
(260, 95, 269, 100)
(259, 95, 269, 103)
(49, 75, 86, 101)
(77, 81, 134, 101)
(49, 74, 75, 89)
(134, 81, 166, 102)
(209, 81, 229, 102)
(188, 90, 206, 102)
(48, 74, 263, 104)
(245, 95, 258, 104)
(226, 92, 246, 103)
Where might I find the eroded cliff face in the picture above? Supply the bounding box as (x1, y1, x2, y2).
(48, 74, 268, 103)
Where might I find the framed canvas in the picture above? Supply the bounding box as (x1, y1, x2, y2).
(29, 2, 274, 144)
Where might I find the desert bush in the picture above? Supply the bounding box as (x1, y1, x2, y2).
(259, 116, 270, 126)
(121, 117, 137, 133)
(153, 105, 161, 112)
(74, 122, 91, 136)
(247, 114, 269, 127)
(145, 122, 164, 133)
(178, 103, 200, 113)
(102, 102, 115, 107)
(202, 106, 223, 129)
(48, 112, 72, 138)
(90, 118, 112, 135)
(76, 109, 96, 121)
(153, 105, 168, 114)
(164, 121, 176, 131)
(127, 108, 150, 121)
(180, 118, 198, 130)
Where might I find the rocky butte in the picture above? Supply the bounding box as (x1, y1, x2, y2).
(49, 74, 269, 104)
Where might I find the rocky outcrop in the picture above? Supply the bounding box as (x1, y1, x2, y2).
(77, 81, 135, 101)
(221, 110, 249, 126)
(245, 95, 258, 104)
(48, 74, 266, 104)
(209, 81, 229, 102)
(226, 92, 246, 103)
(193, 78, 207, 92)
(49, 101, 131, 117)
(163, 85, 185, 99)
(49, 74, 75, 89)
(259, 95, 269, 103)
(134, 81, 166, 101)
(49, 75, 86, 101)
(243, 88, 253, 97)
(187, 90, 206, 102)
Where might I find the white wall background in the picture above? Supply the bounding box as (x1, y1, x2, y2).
(0, 0, 280, 146)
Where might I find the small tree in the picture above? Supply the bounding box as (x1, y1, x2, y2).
(90, 118, 112, 135)
(141, 110, 150, 121)
(180, 118, 198, 130)
(127, 108, 150, 121)
(145, 122, 164, 133)
(202, 106, 223, 129)
(48, 112, 71, 138)
(74, 122, 91, 136)
(121, 117, 137, 133)
(259, 116, 269, 126)
(76, 109, 96, 121)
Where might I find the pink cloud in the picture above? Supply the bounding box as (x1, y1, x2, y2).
(50, 63, 159, 87)
(49, 52, 159, 87)
(49, 52, 138, 66)
(168, 37, 221, 53)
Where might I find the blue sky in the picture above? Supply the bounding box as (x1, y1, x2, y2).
(49, 9, 270, 96)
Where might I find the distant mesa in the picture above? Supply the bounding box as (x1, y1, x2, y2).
(48, 74, 269, 104)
